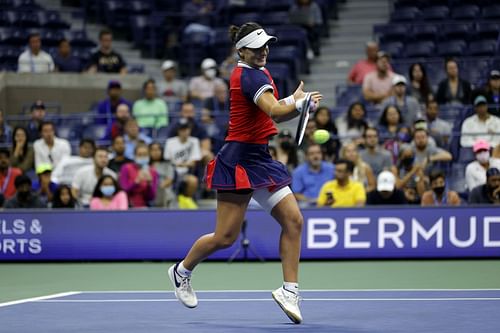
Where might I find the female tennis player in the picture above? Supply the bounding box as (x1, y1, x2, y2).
(169, 22, 322, 324)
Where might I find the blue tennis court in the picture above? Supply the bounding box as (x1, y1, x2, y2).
(1, 289, 499, 332)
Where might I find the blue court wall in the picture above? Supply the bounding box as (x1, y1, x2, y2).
(0, 207, 499, 261)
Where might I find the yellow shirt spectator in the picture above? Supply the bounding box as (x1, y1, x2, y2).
(317, 179, 366, 207)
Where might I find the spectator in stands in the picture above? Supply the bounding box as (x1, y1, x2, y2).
(218, 47, 238, 83)
(33, 121, 71, 169)
(182, 0, 214, 28)
(275, 130, 300, 172)
(17, 32, 54, 73)
(26, 100, 46, 142)
(32, 163, 57, 207)
(0, 109, 12, 145)
(108, 135, 133, 174)
(366, 170, 406, 205)
(87, 29, 127, 74)
(465, 139, 500, 191)
(9, 127, 34, 173)
(360, 127, 393, 176)
(460, 95, 500, 148)
(410, 128, 452, 169)
(90, 174, 128, 210)
(335, 102, 369, 146)
(313, 106, 339, 162)
(177, 174, 199, 209)
(189, 58, 226, 101)
(317, 159, 366, 207)
(133, 79, 169, 130)
(292, 144, 334, 206)
(362, 51, 395, 105)
(72, 147, 117, 207)
(54, 38, 81, 72)
(421, 169, 460, 206)
(51, 138, 95, 185)
(164, 118, 202, 178)
(203, 80, 229, 114)
(123, 118, 152, 159)
(289, 0, 323, 58)
(200, 108, 221, 148)
(408, 63, 433, 106)
(52, 184, 78, 209)
(380, 75, 422, 127)
(468, 167, 500, 205)
(96, 80, 133, 125)
(0, 148, 23, 203)
(3, 175, 45, 209)
(482, 70, 500, 117)
(149, 142, 176, 208)
(157, 60, 188, 104)
(436, 58, 472, 105)
(104, 103, 131, 141)
(119, 142, 159, 208)
(347, 41, 380, 85)
(394, 147, 426, 204)
(378, 104, 408, 144)
(340, 142, 376, 192)
(424, 99, 453, 148)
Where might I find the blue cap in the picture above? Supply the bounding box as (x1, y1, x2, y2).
(107, 80, 121, 90)
(486, 167, 500, 178)
(474, 95, 487, 106)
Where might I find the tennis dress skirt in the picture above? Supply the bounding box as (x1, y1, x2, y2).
(205, 141, 291, 191)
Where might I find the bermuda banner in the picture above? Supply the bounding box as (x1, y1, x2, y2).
(0, 207, 499, 261)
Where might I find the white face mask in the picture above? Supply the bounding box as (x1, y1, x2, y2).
(204, 68, 217, 79)
(476, 151, 490, 164)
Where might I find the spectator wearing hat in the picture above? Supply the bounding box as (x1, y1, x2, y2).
(32, 163, 58, 207)
(0, 109, 12, 145)
(380, 74, 422, 127)
(366, 170, 406, 205)
(17, 32, 54, 73)
(133, 79, 169, 130)
(468, 167, 500, 205)
(362, 51, 395, 105)
(164, 118, 202, 178)
(87, 28, 127, 74)
(0, 148, 23, 204)
(96, 80, 133, 125)
(3, 175, 45, 209)
(436, 58, 472, 105)
(10, 126, 34, 173)
(26, 100, 46, 142)
(189, 58, 226, 101)
(33, 121, 71, 169)
(421, 169, 460, 206)
(460, 95, 500, 148)
(465, 139, 500, 191)
(123, 118, 152, 160)
(424, 99, 453, 148)
(348, 42, 382, 85)
(157, 60, 188, 104)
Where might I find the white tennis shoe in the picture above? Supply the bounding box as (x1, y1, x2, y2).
(168, 263, 198, 308)
(272, 286, 303, 324)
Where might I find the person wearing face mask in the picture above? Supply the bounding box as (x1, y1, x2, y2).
(90, 175, 128, 210)
(469, 167, 500, 205)
(3, 175, 45, 209)
(421, 169, 460, 206)
(465, 139, 500, 191)
(188, 58, 226, 101)
(119, 142, 158, 208)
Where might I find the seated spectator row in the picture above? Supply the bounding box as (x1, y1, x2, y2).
(0, 10, 70, 29)
(390, 3, 500, 22)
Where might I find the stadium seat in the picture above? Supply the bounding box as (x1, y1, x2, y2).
(103, 0, 131, 31)
(130, 0, 152, 15)
(231, 12, 260, 26)
(69, 30, 97, 48)
(0, 27, 28, 46)
(476, 22, 500, 40)
(57, 124, 82, 141)
(261, 11, 290, 26)
(272, 25, 308, 58)
(439, 23, 473, 41)
(481, 4, 500, 19)
(467, 40, 498, 57)
(380, 41, 404, 59)
(263, 0, 292, 12)
(265, 62, 291, 95)
(42, 10, 70, 30)
(0, 45, 19, 65)
(451, 5, 480, 20)
(127, 63, 144, 73)
(83, 124, 108, 140)
(404, 41, 435, 58)
(266, 45, 301, 80)
(379, 24, 410, 44)
(41, 29, 65, 47)
(437, 40, 467, 57)
(412, 24, 438, 42)
(335, 85, 363, 107)
(12, 0, 40, 10)
(390, 6, 420, 22)
(421, 5, 449, 21)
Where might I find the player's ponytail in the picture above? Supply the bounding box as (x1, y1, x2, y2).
(228, 22, 262, 45)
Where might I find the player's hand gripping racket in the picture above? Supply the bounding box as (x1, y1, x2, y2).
(295, 92, 313, 146)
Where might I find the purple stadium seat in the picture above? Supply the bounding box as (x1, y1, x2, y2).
(380, 41, 404, 59)
(379, 24, 410, 43)
(390, 6, 421, 22)
(42, 10, 70, 30)
(69, 30, 96, 48)
(265, 62, 291, 95)
(437, 40, 467, 57)
(476, 22, 500, 40)
(421, 5, 449, 21)
(439, 23, 473, 41)
(451, 5, 480, 20)
(482, 4, 500, 19)
(231, 12, 260, 26)
(266, 45, 300, 80)
(0, 27, 28, 46)
(404, 41, 435, 58)
(467, 40, 498, 57)
(412, 24, 438, 42)
(40, 29, 65, 47)
(261, 11, 290, 26)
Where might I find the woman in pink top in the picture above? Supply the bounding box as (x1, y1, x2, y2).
(90, 175, 128, 210)
(119, 142, 158, 207)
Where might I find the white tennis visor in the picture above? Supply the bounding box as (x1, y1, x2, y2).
(235, 29, 278, 50)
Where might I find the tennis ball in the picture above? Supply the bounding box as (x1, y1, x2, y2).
(313, 129, 330, 144)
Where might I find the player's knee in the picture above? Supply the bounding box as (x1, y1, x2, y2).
(214, 233, 238, 249)
(286, 213, 303, 235)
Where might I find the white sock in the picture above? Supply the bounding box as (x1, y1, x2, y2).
(177, 261, 192, 277)
(283, 282, 299, 295)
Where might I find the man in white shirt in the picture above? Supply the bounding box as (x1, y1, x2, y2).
(33, 121, 71, 169)
(461, 95, 500, 148)
(71, 147, 117, 206)
(18, 32, 55, 73)
(164, 118, 201, 178)
(465, 139, 500, 191)
(51, 139, 96, 185)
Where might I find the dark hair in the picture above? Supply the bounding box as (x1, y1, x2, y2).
(306, 143, 322, 154)
(134, 141, 148, 155)
(346, 102, 368, 130)
(92, 175, 120, 198)
(52, 184, 77, 208)
(58, 38, 69, 46)
(93, 146, 109, 157)
(379, 104, 404, 127)
(39, 121, 55, 133)
(409, 63, 431, 102)
(0, 147, 10, 158)
(11, 127, 28, 158)
(314, 106, 337, 134)
(364, 126, 379, 137)
(142, 79, 156, 91)
(112, 135, 124, 144)
(149, 142, 165, 162)
(229, 22, 262, 45)
(425, 97, 438, 108)
(429, 169, 445, 183)
(444, 57, 458, 70)
(28, 32, 40, 41)
(336, 158, 354, 173)
(79, 138, 96, 149)
(99, 28, 112, 39)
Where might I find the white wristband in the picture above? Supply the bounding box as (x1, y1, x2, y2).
(295, 99, 304, 113)
(283, 95, 295, 105)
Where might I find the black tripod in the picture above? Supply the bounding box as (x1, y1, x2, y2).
(228, 220, 265, 262)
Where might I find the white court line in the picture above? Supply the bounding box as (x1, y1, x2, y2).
(0, 291, 81, 308)
(35, 297, 500, 303)
(80, 288, 500, 293)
